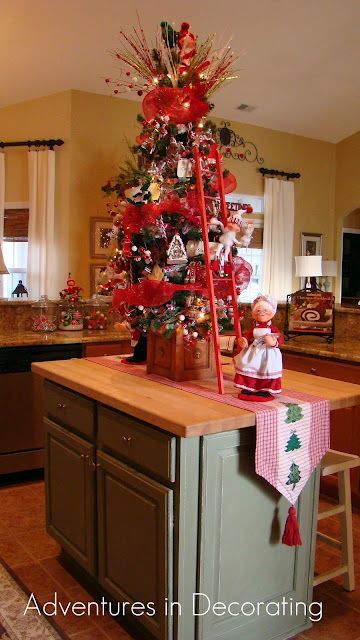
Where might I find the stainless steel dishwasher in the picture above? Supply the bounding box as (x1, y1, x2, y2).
(0, 343, 82, 475)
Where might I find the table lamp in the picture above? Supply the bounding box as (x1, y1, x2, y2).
(294, 255, 322, 292)
(321, 260, 337, 292)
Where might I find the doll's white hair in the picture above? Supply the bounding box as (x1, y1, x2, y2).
(251, 294, 277, 314)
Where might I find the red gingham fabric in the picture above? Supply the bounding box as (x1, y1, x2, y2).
(87, 356, 330, 505)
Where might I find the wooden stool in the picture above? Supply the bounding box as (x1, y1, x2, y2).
(314, 449, 360, 591)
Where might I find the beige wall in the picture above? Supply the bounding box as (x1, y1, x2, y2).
(211, 117, 336, 269)
(343, 208, 360, 229)
(334, 132, 360, 299)
(70, 91, 336, 296)
(335, 131, 360, 220)
(0, 92, 72, 291)
(1, 89, 339, 298)
(69, 91, 140, 293)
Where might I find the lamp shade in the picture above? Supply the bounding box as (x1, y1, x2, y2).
(0, 243, 8, 275)
(322, 260, 337, 277)
(295, 255, 322, 277)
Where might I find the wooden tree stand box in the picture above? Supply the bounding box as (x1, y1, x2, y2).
(147, 329, 216, 381)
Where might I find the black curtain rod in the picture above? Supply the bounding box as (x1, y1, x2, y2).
(0, 139, 64, 150)
(259, 167, 300, 180)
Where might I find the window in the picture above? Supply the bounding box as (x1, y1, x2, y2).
(226, 193, 264, 303)
(3, 203, 29, 298)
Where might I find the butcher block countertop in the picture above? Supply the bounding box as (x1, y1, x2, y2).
(32, 358, 360, 438)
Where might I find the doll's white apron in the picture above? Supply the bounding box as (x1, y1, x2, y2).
(234, 326, 282, 393)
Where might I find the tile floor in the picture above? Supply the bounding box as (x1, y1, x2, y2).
(0, 473, 359, 640)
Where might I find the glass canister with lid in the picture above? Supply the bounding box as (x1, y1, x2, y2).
(58, 275, 84, 331)
(31, 295, 58, 332)
(84, 295, 109, 330)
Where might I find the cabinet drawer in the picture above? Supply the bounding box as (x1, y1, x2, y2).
(98, 406, 176, 483)
(83, 341, 131, 358)
(283, 352, 360, 384)
(44, 381, 94, 439)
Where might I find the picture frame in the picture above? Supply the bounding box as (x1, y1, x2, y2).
(284, 289, 335, 343)
(300, 232, 323, 257)
(89, 264, 108, 295)
(90, 217, 113, 258)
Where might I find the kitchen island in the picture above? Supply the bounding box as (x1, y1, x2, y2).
(32, 358, 360, 640)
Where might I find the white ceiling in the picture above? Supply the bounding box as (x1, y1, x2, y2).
(1, 0, 360, 143)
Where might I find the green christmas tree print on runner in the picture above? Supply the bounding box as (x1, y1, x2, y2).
(285, 431, 301, 452)
(286, 462, 301, 490)
(282, 402, 304, 424)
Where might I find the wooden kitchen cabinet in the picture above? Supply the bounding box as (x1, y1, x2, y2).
(283, 351, 360, 505)
(97, 451, 173, 640)
(44, 419, 96, 575)
(282, 352, 360, 385)
(42, 377, 321, 640)
(83, 341, 131, 357)
(197, 428, 317, 640)
(43, 381, 174, 640)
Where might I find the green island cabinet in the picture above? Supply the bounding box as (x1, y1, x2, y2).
(42, 376, 322, 640)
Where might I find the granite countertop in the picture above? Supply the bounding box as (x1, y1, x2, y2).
(281, 336, 360, 364)
(3, 329, 358, 364)
(0, 329, 131, 348)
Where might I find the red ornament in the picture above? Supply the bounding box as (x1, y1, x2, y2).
(113, 279, 205, 309)
(211, 256, 253, 299)
(142, 87, 209, 124)
(212, 171, 237, 194)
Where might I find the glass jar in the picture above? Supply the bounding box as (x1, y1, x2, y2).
(31, 295, 57, 332)
(83, 295, 108, 330)
(58, 302, 84, 331)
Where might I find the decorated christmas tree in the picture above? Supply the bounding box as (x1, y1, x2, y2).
(101, 20, 253, 361)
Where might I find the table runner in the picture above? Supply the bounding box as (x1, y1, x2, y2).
(87, 356, 330, 545)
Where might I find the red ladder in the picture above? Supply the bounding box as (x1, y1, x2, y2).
(194, 146, 242, 394)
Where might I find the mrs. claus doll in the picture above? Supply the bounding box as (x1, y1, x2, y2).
(234, 294, 283, 402)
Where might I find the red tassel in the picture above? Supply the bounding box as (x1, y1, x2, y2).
(282, 506, 302, 546)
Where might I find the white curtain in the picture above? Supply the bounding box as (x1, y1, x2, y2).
(27, 149, 57, 299)
(262, 177, 295, 301)
(0, 153, 5, 297)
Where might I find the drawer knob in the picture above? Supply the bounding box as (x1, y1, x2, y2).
(57, 402, 67, 409)
(310, 368, 317, 375)
(122, 435, 132, 445)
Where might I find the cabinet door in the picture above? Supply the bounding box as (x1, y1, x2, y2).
(198, 428, 317, 640)
(327, 405, 360, 503)
(45, 418, 96, 575)
(97, 451, 173, 640)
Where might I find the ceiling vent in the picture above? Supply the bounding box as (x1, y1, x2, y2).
(236, 103, 256, 112)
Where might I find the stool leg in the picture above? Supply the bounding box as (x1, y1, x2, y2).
(338, 468, 355, 591)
